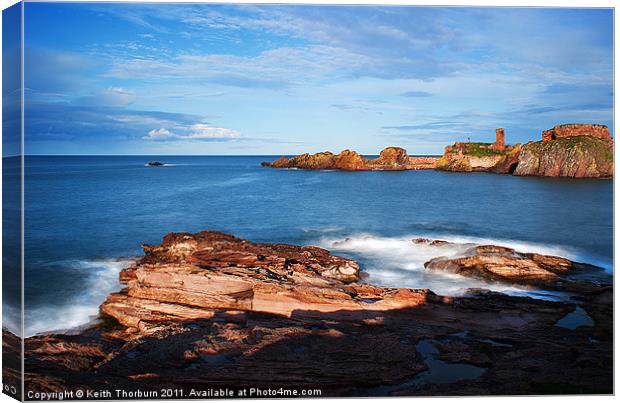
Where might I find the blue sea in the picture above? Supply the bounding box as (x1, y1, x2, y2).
(10, 156, 614, 335)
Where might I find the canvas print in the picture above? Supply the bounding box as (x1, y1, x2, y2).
(2, 2, 614, 400)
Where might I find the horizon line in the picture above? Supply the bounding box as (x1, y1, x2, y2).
(3, 153, 444, 157)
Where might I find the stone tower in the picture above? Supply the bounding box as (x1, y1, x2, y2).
(493, 128, 505, 152)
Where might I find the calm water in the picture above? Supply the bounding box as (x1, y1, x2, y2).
(13, 156, 614, 335)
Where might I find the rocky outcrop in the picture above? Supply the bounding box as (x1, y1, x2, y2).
(542, 124, 611, 142)
(513, 136, 613, 178)
(18, 231, 613, 396)
(262, 147, 438, 171)
(333, 149, 368, 170)
(367, 147, 410, 169)
(436, 142, 522, 173)
(423, 241, 609, 292)
(100, 231, 435, 336)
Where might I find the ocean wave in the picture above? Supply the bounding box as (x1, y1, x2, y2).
(315, 233, 599, 299)
(3, 305, 22, 337)
(24, 258, 134, 337)
(301, 226, 345, 234)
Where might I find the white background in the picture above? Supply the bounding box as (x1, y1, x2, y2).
(0, 0, 616, 402)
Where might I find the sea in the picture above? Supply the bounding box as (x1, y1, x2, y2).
(5, 155, 614, 336)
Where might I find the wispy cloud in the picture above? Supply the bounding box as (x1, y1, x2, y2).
(23, 4, 613, 155)
(401, 91, 433, 98)
(144, 124, 240, 141)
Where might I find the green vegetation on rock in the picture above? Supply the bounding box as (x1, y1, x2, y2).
(514, 135, 613, 178)
(460, 142, 503, 157)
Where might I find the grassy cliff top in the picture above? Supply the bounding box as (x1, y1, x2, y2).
(525, 135, 613, 163)
(452, 142, 503, 157)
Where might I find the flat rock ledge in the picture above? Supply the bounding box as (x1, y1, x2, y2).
(13, 231, 613, 396)
(101, 231, 436, 336)
(418, 239, 610, 293)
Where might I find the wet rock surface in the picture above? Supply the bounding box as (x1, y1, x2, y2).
(423, 240, 611, 293)
(18, 231, 613, 397)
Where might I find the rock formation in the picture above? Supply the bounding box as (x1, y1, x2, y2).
(423, 241, 609, 292)
(15, 231, 613, 396)
(436, 124, 613, 178)
(436, 142, 522, 173)
(542, 124, 611, 142)
(100, 231, 436, 336)
(514, 134, 613, 178)
(261, 147, 438, 171)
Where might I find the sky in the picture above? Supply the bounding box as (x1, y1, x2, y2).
(17, 3, 614, 155)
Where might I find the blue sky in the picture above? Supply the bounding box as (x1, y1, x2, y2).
(22, 3, 613, 155)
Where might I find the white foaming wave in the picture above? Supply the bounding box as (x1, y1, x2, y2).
(301, 226, 345, 234)
(315, 233, 600, 299)
(25, 258, 134, 337)
(419, 233, 611, 272)
(3, 305, 22, 337)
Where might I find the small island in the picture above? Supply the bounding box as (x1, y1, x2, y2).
(262, 123, 613, 178)
(261, 146, 438, 171)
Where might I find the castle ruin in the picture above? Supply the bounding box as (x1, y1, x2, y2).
(491, 128, 505, 152)
(542, 124, 611, 142)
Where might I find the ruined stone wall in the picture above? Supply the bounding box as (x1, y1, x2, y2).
(542, 124, 611, 142)
(491, 128, 505, 152)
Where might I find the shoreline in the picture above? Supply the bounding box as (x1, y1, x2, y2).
(11, 230, 613, 397)
(16, 230, 614, 338)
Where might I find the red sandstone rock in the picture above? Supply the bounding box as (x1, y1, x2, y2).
(424, 241, 607, 291)
(514, 136, 613, 178)
(333, 149, 369, 170)
(367, 147, 410, 170)
(491, 128, 505, 152)
(542, 124, 611, 142)
(261, 147, 438, 171)
(14, 231, 614, 396)
(100, 231, 437, 336)
(407, 156, 438, 170)
(19, 286, 612, 395)
(436, 131, 521, 173)
(412, 238, 451, 246)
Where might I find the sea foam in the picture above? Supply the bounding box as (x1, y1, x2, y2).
(315, 233, 588, 299)
(24, 258, 133, 337)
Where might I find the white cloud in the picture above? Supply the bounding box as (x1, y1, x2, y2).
(145, 128, 172, 139)
(106, 45, 373, 88)
(78, 86, 136, 106)
(185, 123, 239, 139)
(143, 124, 240, 141)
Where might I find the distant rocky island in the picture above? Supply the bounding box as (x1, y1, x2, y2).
(12, 230, 612, 395)
(262, 123, 613, 178)
(261, 146, 437, 171)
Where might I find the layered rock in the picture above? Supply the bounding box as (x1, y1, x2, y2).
(101, 231, 434, 336)
(18, 231, 613, 396)
(513, 136, 613, 178)
(423, 241, 609, 292)
(542, 124, 611, 142)
(436, 142, 522, 173)
(262, 147, 438, 171)
(366, 147, 411, 169)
